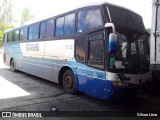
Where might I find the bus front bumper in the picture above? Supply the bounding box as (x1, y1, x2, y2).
(103, 80, 150, 100)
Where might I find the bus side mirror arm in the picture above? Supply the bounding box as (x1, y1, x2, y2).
(105, 23, 116, 34)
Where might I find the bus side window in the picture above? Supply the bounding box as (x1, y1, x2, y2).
(33, 24, 39, 40)
(3, 34, 5, 43)
(64, 13, 75, 36)
(40, 22, 46, 39)
(13, 30, 19, 42)
(77, 8, 103, 33)
(29, 26, 33, 40)
(46, 19, 54, 38)
(7, 32, 12, 42)
(75, 37, 86, 62)
(3, 33, 7, 43)
(88, 32, 104, 69)
(20, 29, 23, 41)
(28, 24, 39, 40)
(20, 27, 28, 41)
(55, 17, 64, 37)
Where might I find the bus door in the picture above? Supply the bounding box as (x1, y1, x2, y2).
(86, 31, 105, 98)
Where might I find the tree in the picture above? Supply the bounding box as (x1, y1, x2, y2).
(21, 7, 34, 25)
(0, 0, 13, 24)
(0, 23, 14, 48)
(0, 0, 14, 48)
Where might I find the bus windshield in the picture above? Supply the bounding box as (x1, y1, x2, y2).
(109, 27, 149, 73)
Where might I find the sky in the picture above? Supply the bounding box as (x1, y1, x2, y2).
(1, 0, 152, 28)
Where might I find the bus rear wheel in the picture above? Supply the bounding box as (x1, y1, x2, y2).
(10, 60, 17, 72)
(63, 69, 77, 94)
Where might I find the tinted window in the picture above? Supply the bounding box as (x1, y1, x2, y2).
(7, 32, 12, 42)
(13, 30, 19, 41)
(20, 27, 28, 41)
(131, 42, 136, 55)
(33, 24, 39, 39)
(46, 19, 54, 38)
(88, 32, 104, 69)
(75, 37, 86, 62)
(138, 35, 149, 69)
(55, 17, 64, 37)
(107, 5, 145, 31)
(29, 26, 33, 40)
(29, 24, 39, 40)
(3, 33, 7, 43)
(64, 14, 75, 36)
(77, 8, 103, 33)
(40, 22, 46, 39)
(138, 36, 149, 55)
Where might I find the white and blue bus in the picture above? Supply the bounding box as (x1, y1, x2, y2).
(3, 2, 151, 100)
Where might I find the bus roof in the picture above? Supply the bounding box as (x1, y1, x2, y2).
(4, 1, 142, 33)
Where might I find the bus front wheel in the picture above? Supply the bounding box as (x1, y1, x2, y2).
(10, 60, 17, 72)
(63, 69, 77, 94)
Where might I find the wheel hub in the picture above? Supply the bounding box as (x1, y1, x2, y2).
(65, 76, 73, 88)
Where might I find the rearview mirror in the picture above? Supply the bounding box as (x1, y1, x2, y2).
(105, 23, 118, 53)
(109, 33, 118, 53)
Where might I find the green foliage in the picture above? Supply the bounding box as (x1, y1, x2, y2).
(0, 23, 14, 48)
(0, 0, 13, 24)
(0, 40, 2, 48)
(21, 7, 34, 25)
(0, 1, 33, 48)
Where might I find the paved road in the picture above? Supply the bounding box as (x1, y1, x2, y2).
(0, 54, 160, 119)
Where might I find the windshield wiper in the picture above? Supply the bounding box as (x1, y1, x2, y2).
(121, 44, 127, 53)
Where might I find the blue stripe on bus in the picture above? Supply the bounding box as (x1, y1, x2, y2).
(67, 61, 138, 100)
(3, 43, 138, 100)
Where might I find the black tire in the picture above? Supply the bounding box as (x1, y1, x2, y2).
(151, 72, 160, 92)
(63, 69, 77, 94)
(146, 71, 160, 94)
(10, 60, 17, 72)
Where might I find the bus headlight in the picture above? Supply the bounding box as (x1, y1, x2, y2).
(112, 81, 128, 87)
